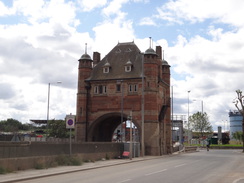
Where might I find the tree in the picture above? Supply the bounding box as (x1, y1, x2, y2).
(0, 118, 23, 132)
(232, 131, 243, 144)
(47, 119, 70, 138)
(188, 112, 213, 137)
(233, 89, 244, 152)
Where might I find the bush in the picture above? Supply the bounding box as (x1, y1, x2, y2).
(0, 166, 11, 174)
(55, 155, 82, 166)
(0, 166, 6, 174)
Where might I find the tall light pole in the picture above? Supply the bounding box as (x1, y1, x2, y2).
(47, 81, 62, 126)
(117, 80, 124, 142)
(187, 90, 191, 144)
(193, 99, 203, 114)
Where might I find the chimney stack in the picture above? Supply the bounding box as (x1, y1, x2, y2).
(156, 46, 162, 59)
(93, 52, 100, 67)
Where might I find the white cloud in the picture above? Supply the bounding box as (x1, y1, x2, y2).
(102, 0, 129, 17)
(78, 0, 107, 12)
(1, 0, 243, 132)
(139, 17, 156, 26)
(0, 1, 14, 16)
(11, 0, 78, 26)
(167, 24, 244, 130)
(156, 0, 244, 27)
(0, 0, 88, 122)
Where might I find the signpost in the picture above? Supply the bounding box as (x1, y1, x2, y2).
(66, 114, 75, 156)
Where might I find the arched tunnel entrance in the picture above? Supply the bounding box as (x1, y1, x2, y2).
(88, 112, 140, 142)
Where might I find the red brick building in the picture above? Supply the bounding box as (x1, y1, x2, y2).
(76, 41, 171, 155)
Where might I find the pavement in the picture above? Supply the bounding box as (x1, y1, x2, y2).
(0, 155, 175, 183)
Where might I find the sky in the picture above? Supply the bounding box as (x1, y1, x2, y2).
(0, 0, 244, 131)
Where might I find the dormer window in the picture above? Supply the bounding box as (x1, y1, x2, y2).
(103, 67, 109, 73)
(125, 59, 132, 72)
(125, 66, 131, 72)
(103, 60, 111, 73)
(126, 48, 132, 52)
(116, 49, 121, 53)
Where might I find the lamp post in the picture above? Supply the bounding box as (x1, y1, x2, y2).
(47, 81, 62, 126)
(193, 99, 204, 114)
(187, 90, 191, 145)
(117, 80, 124, 142)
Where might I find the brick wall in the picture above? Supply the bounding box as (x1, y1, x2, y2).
(0, 142, 123, 159)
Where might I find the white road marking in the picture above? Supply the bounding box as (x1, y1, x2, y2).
(233, 177, 244, 183)
(174, 163, 186, 168)
(145, 169, 167, 176)
(117, 179, 132, 183)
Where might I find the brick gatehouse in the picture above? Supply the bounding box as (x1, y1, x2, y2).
(76, 41, 172, 155)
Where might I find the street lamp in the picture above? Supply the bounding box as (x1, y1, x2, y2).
(193, 99, 204, 114)
(187, 90, 190, 144)
(117, 80, 124, 142)
(47, 81, 62, 126)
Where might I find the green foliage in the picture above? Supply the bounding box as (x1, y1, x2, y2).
(33, 155, 82, 170)
(232, 131, 243, 144)
(0, 166, 6, 174)
(0, 118, 33, 132)
(189, 112, 213, 137)
(34, 162, 45, 170)
(0, 166, 11, 174)
(105, 153, 110, 160)
(47, 119, 71, 138)
(55, 155, 82, 166)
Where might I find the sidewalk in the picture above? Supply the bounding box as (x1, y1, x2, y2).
(0, 156, 165, 183)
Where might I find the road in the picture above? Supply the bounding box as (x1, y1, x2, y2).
(15, 149, 244, 183)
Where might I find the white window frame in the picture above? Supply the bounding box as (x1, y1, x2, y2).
(129, 84, 138, 93)
(125, 65, 131, 72)
(103, 67, 109, 73)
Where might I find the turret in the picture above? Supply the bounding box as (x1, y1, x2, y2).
(76, 43, 93, 142)
(161, 50, 170, 86)
(143, 38, 159, 91)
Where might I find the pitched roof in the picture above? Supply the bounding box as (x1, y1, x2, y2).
(87, 42, 143, 81)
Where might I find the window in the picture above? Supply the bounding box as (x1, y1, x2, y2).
(99, 85, 103, 94)
(103, 85, 107, 93)
(129, 84, 138, 93)
(94, 86, 98, 94)
(134, 84, 137, 92)
(94, 85, 107, 95)
(103, 67, 109, 73)
(125, 60, 132, 72)
(125, 66, 131, 72)
(103, 60, 111, 73)
(116, 84, 121, 92)
(116, 49, 121, 53)
(125, 48, 132, 52)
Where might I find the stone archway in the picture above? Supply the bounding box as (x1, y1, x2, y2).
(88, 112, 140, 142)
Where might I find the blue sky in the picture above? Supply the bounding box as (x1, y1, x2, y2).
(1, 0, 244, 131)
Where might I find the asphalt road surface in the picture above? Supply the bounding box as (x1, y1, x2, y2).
(15, 149, 244, 183)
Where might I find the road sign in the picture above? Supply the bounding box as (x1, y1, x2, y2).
(66, 115, 75, 129)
